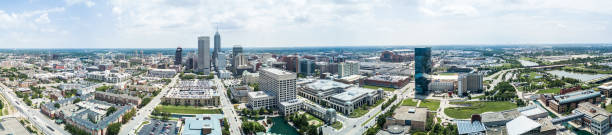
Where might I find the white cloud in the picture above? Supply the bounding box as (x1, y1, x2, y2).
(35, 13, 50, 24)
(64, 0, 95, 7)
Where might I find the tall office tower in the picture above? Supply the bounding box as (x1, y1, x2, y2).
(415, 47, 432, 94)
(338, 60, 360, 77)
(259, 68, 302, 115)
(216, 52, 227, 70)
(198, 36, 211, 74)
(458, 72, 484, 96)
(175, 46, 182, 65)
(213, 29, 221, 67)
(232, 45, 243, 73)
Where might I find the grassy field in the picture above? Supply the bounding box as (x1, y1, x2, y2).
(536, 88, 561, 94)
(362, 85, 396, 91)
(419, 99, 440, 111)
(331, 121, 343, 130)
(445, 101, 517, 119)
(401, 99, 418, 106)
(155, 105, 223, 114)
(348, 99, 384, 118)
(305, 113, 324, 127)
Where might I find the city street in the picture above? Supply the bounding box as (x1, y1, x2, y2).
(322, 82, 414, 135)
(0, 83, 70, 135)
(119, 75, 180, 135)
(213, 77, 242, 135)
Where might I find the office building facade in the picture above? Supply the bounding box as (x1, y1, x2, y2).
(175, 47, 182, 65)
(198, 36, 211, 74)
(415, 47, 432, 94)
(213, 30, 221, 67)
(458, 72, 484, 96)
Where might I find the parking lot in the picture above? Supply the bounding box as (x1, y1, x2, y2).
(137, 119, 179, 135)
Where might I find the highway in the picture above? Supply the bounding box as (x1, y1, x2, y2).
(119, 75, 179, 135)
(0, 83, 70, 135)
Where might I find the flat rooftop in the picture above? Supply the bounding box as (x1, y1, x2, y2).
(305, 80, 350, 91)
(330, 87, 373, 102)
(553, 89, 600, 104)
(261, 68, 294, 76)
(392, 106, 428, 122)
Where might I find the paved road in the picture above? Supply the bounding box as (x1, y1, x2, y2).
(119, 75, 180, 135)
(0, 83, 69, 135)
(213, 77, 242, 135)
(322, 82, 414, 135)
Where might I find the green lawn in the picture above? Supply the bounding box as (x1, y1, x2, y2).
(348, 99, 384, 118)
(155, 105, 223, 114)
(304, 113, 324, 126)
(419, 99, 440, 111)
(401, 99, 418, 106)
(605, 105, 612, 112)
(331, 121, 343, 130)
(362, 85, 396, 91)
(536, 88, 561, 94)
(445, 101, 517, 119)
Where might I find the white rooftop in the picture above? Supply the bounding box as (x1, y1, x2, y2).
(506, 115, 541, 135)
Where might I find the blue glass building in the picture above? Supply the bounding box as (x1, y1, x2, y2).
(415, 47, 432, 94)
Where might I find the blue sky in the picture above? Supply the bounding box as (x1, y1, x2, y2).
(1, 0, 612, 48)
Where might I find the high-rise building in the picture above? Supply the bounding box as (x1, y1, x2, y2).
(198, 36, 211, 74)
(232, 45, 243, 73)
(458, 72, 484, 96)
(216, 52, 226, 71)
(175, 46, 182, 65)
(415, 47, 432, 94)
(259, 68, 302, 115)
(213, 29, 221, 67)
(299, 59, 315, 76)
(338, 61, 359, 77)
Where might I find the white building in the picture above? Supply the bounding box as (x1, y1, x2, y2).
(429, 81, 455, 93)
(242, 71, 259, 84)
(327, 87, 383, 115)
(458, 72, 484, 96)
(218, 70, 231, 79)
(247, 91, 276, 109)
(338, 61, 359, 77)
(147, 68, 177, 78)
(259, 68, 303, 115)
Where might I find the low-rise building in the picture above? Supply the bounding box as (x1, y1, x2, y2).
(457, 117, 486, 135)
(218, 69, 231, 79)
(360, 75, 410, 89)
(181, 114, 224, 135)
(162, 80, 220, 106)
(384, 106, 429, 132)
(147, 68, 177, 78)
(327, 87, 383, 115)
(298, 80, 350, 104)
(94, 91, 142, 106)
(247, 91, 276, 109)
(242, 71, 259, 84)
(547, 90, 602, 113)
(573, 102, 611, 135)
(229, 85, 252, 103)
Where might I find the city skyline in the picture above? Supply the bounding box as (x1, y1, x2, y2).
(1, 0, 612, 48)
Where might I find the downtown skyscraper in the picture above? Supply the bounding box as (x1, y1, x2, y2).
(415, 47, 432, 94)
(175, 46, 182, 65)
(198, 36, 211, 74)
(213, 29, 221, 69)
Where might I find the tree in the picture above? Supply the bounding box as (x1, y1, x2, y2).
(73, 98, 81, 104)
(107, 122, 121, 135)
(602, 102, 607, 109)
(106, 107, 117, 116)
(54, 103, 60, 108)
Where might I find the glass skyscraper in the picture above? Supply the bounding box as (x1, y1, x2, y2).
(415, 47, 432, 94)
